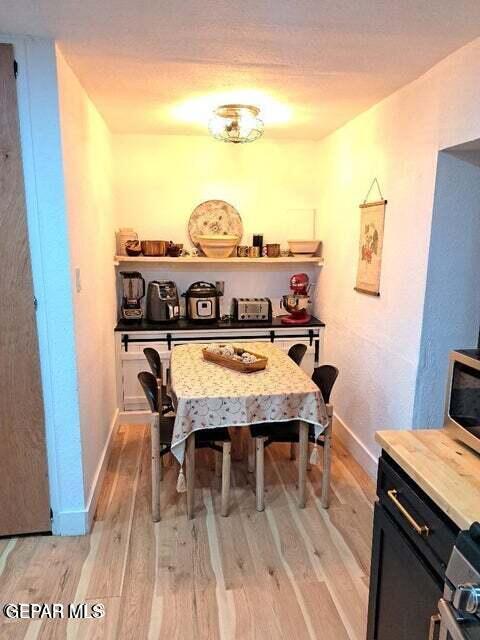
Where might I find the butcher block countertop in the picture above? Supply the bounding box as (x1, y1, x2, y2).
(376, 429, 480, 530)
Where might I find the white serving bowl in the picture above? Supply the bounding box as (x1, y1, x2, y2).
(197, 234, 239, 258)
(287, 240, 321, 257)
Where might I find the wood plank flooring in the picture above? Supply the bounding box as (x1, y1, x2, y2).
(0, 423, 374, 640)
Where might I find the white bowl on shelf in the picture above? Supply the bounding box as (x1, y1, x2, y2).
(287, 240, 321, 257)
(197, 234, 239, 258)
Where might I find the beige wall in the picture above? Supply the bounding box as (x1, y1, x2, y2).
(111, 134, 321, 311)
(314, 37, 480, 474)
(112, 134, 318, 246)
(56, 50, 117, 507)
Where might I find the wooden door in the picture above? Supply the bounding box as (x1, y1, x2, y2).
(0, 44, 51, 535)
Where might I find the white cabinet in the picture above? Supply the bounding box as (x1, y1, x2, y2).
(116, 328, 323, 414)
(120, 343, 170, 411)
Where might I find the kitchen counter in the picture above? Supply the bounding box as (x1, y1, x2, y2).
(115, 315, 325, 332)
(376, 428, 480, 530)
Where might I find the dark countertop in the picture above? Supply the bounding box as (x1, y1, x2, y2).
(115, 315, 325, 333)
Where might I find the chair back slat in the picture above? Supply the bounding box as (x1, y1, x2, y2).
(312, 365, 339, 404)
(138, 371, 159, 413)
(144, 347, 162, 380)
(288, 343, 308, 366)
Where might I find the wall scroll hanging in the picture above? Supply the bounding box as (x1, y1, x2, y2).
(354, 178, 387, 297)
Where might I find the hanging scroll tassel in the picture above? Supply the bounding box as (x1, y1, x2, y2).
(176, 465, 187, 493)
(309, 443, 319, 465)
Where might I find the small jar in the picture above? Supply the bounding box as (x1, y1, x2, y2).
(116, 228, 138, 256)
(266, 243, 280, 258)
(252, 233, 264, 254)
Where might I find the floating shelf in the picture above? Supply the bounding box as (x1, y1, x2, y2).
(114, 255, 324, 266)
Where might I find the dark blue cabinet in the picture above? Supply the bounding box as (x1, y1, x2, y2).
(367, 454, 459, 640)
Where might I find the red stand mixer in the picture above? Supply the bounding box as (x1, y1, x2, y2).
(280, 273, 312, 325)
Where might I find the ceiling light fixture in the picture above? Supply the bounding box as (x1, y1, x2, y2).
(208, 104, 264, 144)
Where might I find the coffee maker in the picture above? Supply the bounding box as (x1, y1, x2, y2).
(120, 271, 145, 321)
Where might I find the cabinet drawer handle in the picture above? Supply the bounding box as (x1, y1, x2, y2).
(387, 489, 430, 537)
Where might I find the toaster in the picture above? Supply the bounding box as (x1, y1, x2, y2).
(232, 297, 272, 322)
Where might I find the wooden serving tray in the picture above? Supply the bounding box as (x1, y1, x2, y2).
(202, 346, 268, 373)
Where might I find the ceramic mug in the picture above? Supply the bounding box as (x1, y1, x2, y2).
(266, 243, 280, 257)
(167, 242, 183, 257)
(237, 245, 249, 257)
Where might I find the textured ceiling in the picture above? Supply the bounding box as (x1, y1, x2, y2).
(2, 1, 480, 139)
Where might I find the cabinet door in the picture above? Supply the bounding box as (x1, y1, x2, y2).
(367, 503, 441, 640)
(121, 345, 170, 410)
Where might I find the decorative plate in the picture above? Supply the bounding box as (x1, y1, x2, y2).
(188, 200, 243, 248)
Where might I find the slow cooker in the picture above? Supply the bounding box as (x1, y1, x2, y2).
(184, 281, 220, 322)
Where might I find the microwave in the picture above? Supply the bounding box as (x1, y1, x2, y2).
(444, 349, 480, 455)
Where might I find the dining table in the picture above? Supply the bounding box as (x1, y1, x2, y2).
(169, 342, 329, 517)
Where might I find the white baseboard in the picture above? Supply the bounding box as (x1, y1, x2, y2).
(333, 412, 378, 479)
(118, 410, 150, 424)
(53, 509, 89, 536)
(52, 408, 120, 536)
(85, 408, 120, 531)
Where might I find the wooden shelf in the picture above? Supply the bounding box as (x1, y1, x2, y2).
(114, 255, 324, 266)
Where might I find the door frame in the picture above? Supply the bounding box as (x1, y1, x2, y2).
(0, 35, 85, 534)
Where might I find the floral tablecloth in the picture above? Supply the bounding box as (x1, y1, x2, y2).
(170, 342, 328, 463)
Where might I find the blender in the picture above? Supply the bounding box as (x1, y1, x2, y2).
(280, 273, 312, 325)
(120, 271, 145, 321)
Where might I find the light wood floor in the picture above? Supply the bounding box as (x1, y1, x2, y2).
(0, 423, 375, 640)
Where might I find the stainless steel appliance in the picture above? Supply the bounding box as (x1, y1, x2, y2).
(146, 280, 179, 322)
(232, 297, 272, 321)
(120, 271, 145, 321)
(434, 522, 480, 640)
(444, 350, 480, 456)
(184, 281, 220, 322)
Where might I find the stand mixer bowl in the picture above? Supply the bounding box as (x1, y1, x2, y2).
(280, 273, 312, 325)
(281, 294, 310, 314)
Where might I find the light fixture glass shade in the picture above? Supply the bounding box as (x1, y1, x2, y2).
(208, 104, 264, 143)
